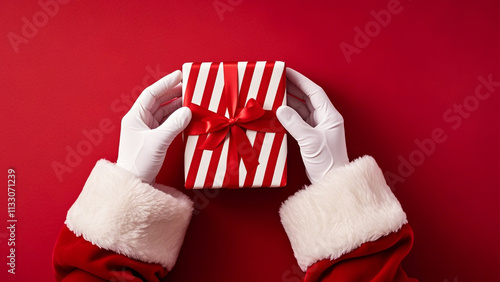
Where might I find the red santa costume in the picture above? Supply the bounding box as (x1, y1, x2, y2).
(53, 155, 415, 281)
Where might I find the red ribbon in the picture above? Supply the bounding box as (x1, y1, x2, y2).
(185, 63, 285, 171)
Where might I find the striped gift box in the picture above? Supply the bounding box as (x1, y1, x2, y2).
(182, 61, 287, 189)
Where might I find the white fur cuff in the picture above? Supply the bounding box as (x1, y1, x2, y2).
(279, 156, 407, 271)
(65, 159, 193, 270)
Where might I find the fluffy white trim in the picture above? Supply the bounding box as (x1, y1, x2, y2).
(65, 159, 193, 270)
(279, 155, 407, 271)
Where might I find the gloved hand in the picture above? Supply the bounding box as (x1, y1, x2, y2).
(116, 70, 192, 184)
(276, 68, 349, 184)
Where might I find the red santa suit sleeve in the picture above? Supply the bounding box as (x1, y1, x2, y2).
(279, 156, 416, 281)
(52, 159, 193, 281)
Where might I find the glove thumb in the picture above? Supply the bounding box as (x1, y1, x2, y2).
(276, 106, 312, 142)
(154, 107, 192, 147)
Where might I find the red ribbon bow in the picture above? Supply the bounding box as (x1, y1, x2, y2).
(184, 63, 285, 171)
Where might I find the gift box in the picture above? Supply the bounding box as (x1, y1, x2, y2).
(182, 61, 287, 189)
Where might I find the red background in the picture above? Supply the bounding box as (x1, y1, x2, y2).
(1, 0, 499, 281)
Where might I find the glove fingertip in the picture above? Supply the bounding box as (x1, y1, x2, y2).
(277, 106, 311, 138)
(174, 107, 192, 130)
(171, 69, 182, 81)
(158, 107, 191, 133)
(277, 106, 301, 125)
(276, 105, 294, 122)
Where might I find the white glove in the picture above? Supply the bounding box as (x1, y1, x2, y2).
(276, 68, 349, 184)
(116, 70, 192, 184)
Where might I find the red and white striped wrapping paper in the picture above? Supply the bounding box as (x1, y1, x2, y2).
(182, 61, 287, 189)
